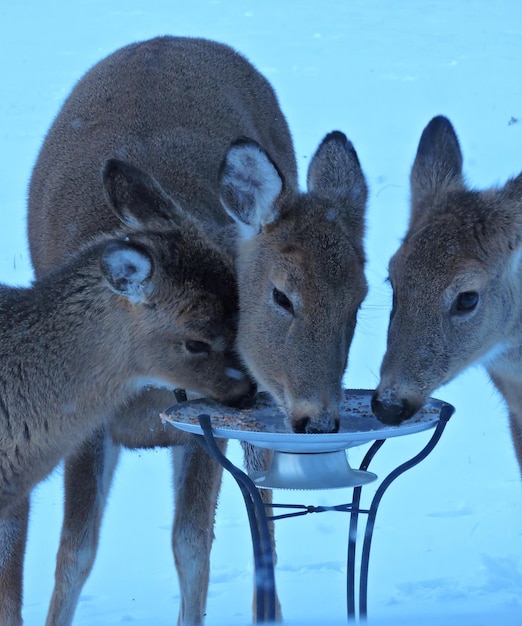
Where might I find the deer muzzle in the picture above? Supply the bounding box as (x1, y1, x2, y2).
(371, 388, 419, 426)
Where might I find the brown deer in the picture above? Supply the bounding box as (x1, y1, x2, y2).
(0, 157, 253, 626)
(372, 115, 522, 474)
(27, 36, 368, 625)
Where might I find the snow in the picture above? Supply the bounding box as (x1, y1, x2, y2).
(1, 1, 522, 624)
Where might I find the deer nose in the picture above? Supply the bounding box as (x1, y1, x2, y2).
(224, 379, 258, 409)
(371, 390, 411, 425)
(293, 415, 340, 434)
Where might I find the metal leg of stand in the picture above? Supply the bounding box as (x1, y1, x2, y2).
(195, 414, 276, 623)
(347, 440, 386, 620)
(357, 405, 454, 619)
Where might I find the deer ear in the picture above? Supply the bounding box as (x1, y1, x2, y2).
(219, 138, 284, 239)
(501, 172, 522, 253)
(502, 171, 522, 204)
(307, 131, 368, 236)
(102, 159, 183, 228)
(410, 116, 465, 212)
(100, 240, 154, 304)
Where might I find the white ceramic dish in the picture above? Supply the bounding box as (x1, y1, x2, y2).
(162, 389, 447, 454)
(162, 390, 452, 489)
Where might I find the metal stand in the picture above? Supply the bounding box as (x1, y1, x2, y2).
(193, 420, 277, 623)
(194, 403, 454, 623)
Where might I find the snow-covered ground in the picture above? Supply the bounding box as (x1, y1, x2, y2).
(1, 1, 522, 624)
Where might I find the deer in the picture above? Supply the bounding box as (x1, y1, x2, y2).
(0, 155, 254, 626)
(27, 36, 369, 625)
(372, 114, 522, 476)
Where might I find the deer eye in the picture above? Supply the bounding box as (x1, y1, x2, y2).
(454, 291, 479, 314)
(272, 287, 294, 314)
(185, 340, 211, 354)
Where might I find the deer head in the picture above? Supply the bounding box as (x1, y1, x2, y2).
(372, 115, 522, 424)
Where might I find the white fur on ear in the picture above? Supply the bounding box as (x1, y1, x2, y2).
(220, 139, 283, 240)
(101, 241, 154, 304)
(119, 210, 142, 229)
(509, 245, 522, 279)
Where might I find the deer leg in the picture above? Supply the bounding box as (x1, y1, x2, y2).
(240, 441, 282, 623)
(488, 371, 522, 478)
(46, 427, 120, 626)
(508, 410, 522, 477)
(171, 439, 226, 626)
(0, 497, 29, 626)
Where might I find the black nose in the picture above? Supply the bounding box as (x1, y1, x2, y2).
(371, 392, 410, 426)
(292, 416, 340, 434)
(225, 379, 258, 409)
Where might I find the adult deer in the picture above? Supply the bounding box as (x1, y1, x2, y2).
(0, 158, 253, 626)
(28, 36, 368, 625)
(372, 115, 522, 474)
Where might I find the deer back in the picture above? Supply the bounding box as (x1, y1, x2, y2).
(28, 36, 297, 272)
(28, 36, 368, 433)
(372, 115, 522, 425)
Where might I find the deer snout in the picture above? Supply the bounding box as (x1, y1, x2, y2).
(371, 388, 418, 426)
(207, 365, 257, 410)
(291, 405, 340, 434)
(223, 378, 258, 409)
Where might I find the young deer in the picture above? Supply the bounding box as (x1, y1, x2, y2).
(27, 36, 368, 625)
(372, 115, 522, 474)
(0, 157, 252, 626)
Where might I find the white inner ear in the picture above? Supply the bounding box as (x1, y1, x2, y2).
(107, 246, 153, 304)
(112, 247, 151, 279)
(222, 143, 282, 239)
(230, 215, 260, 241)
(509, 245, 522, 279)
(120, 208, 142, 228)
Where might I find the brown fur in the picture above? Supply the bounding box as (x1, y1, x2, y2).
(372, 115, 522, 477)
(27, 36, 368, 625)
(0, 183, 251, 626)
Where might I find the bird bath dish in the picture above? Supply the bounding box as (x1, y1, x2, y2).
(162, 389, 449, 490)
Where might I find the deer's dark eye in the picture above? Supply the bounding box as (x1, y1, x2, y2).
(454, 291, 479, 314)
(185, 340, 211, 354)
(272, 287, 294, 314)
